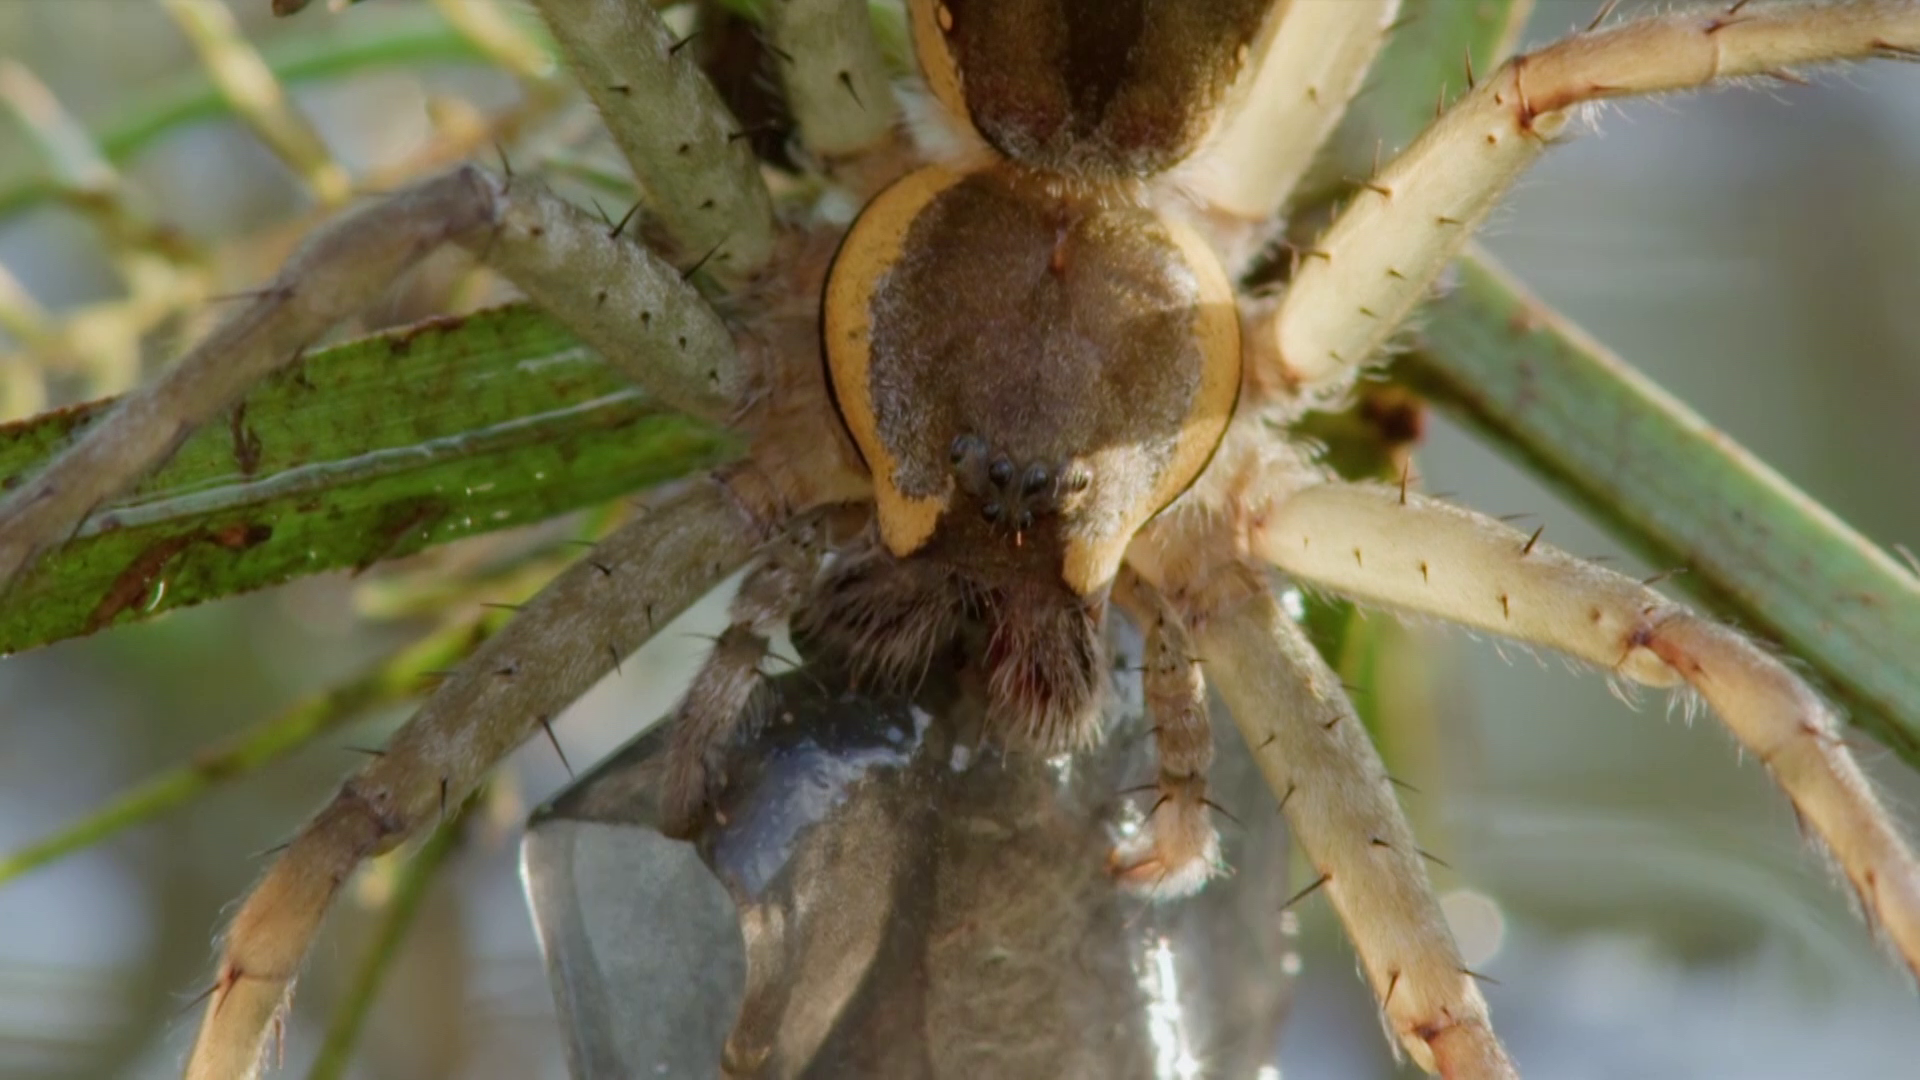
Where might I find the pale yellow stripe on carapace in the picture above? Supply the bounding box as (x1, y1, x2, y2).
(907, 0, 977, 147)
(823, 163, 969, 559)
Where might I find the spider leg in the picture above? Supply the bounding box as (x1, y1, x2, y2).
(531, 0, 776, 278)
(762, 0, 899, 160)
(1194, 571, 1515, 1079)
(1180, 0, 1400, 237)
(1256, 482, 1920, 981)
(661, 516, 827, 836)
(183, 478, 769, 1080)
(1108, 569, 1223, 899)
(0, 165, 745, 591)
(1250, 0, 1920, 399)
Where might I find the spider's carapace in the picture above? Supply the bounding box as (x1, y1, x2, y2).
(819, 0, 1256, 747)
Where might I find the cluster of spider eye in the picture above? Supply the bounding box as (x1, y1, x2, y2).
(949, 434, 1091, 535)
(0, 2, 1915, 1078)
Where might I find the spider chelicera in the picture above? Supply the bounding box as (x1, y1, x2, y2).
(0, 1, 1916, 1077)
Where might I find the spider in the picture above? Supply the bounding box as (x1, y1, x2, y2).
(0, 0, 1916, 1077)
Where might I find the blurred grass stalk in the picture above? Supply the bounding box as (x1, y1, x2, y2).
(0, 56, 206, 411)
(0, 609, 507, 886)
(158, 0, 355, 207)
(0, 0, 560, 419)
(0, 4, 550, 220)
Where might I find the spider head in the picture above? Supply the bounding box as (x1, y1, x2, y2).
(806, 0, 1246, 750)
(823, 164, 1240, 600)
(815, 155, 1236, 750)
(910, 0, 1273, 176)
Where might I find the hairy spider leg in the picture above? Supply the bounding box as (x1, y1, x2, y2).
(1198, 574, 1515, 1079)
(1109, 569, 1226, 899)
(1256, 482, 1920, 982)
(1177, 0, 1400, 253)
(1246, 0, 1920, 402)
(661, 518, 829, 836)
(186, 482, 766, 1079)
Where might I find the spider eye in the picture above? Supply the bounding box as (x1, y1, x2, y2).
(988, 457, 1014, 489)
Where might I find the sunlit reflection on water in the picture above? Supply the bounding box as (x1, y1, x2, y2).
(1139, 935, 1204, 1080)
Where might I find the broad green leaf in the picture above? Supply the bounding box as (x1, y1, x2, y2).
(0, 303, 739, 653)
(1400, 253, 1920, 766)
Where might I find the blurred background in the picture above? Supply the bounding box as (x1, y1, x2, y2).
(0, 1, 1917, 1077)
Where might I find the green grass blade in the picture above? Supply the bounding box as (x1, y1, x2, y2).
(0, 303, 739, 653)
(1400, 252, 1920, 765)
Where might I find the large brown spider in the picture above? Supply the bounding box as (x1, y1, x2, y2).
(0, 1, 1917, 1077)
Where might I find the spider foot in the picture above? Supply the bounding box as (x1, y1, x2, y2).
(1110, 777, 1224, 899)
(1108, 569, 1221, 898)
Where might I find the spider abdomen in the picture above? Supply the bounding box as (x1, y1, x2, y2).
(910, 0, 1274, 176)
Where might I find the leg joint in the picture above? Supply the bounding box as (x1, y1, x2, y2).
(335, 776, 411, 852)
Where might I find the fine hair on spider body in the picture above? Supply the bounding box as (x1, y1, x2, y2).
(0, 1, 1916, 1078)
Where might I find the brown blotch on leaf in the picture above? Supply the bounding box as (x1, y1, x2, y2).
(86, 531, 204, 632)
